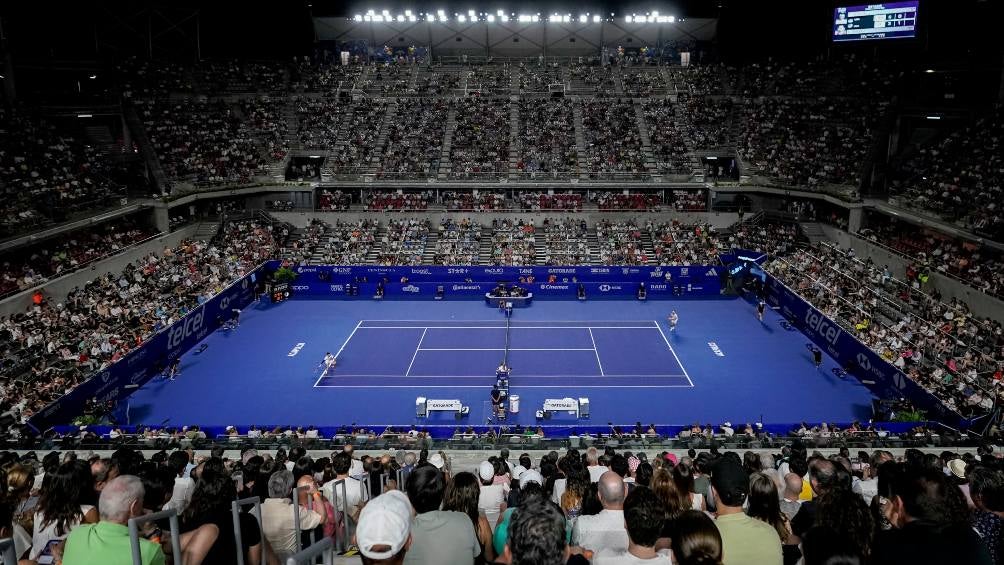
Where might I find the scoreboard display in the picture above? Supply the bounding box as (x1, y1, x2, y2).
(833, 2, 919, 42)
(271, 282, 291, 303)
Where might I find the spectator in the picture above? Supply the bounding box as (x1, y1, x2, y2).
(498, 500, 589, 565)
(443, 471, 496, 564)
(260, 470, 325, 561)
(493, 475, 545, 556)
(746, 472, 799, 564)
(164, 450, 194, 513)
(61, 475, 167, 565)
(593, 486, 672, 564)
(322, 452, 362, 522)
(671, 510, 723, 565)
(779, 473, 803, 522)
(800, 526, 864, 565)
(181, 462, 268, 565)
(31, 460, 99, 560)
(356, 491, 414, 565)
(404, 465, 481, 565)
(710, 457, 782, 565)
(872, 465, 992, 564)
(967, 465, 1004, 563)
(572, 471, 629, 554)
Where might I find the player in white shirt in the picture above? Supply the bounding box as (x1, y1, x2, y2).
(320, 352, 336, 374)
(668, 311, 679, 332)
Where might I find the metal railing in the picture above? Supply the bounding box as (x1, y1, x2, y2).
(128, 509, 183, 565)
(0, 538, 17, 565)
(231, 497, 263, 565)
(286, 537, 334, 565)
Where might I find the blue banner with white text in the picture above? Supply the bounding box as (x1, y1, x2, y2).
(27, 268, 263, 431)
(764, 274, 967, 427)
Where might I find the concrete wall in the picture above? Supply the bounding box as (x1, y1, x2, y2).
(271, 210, 741, 230)
(0, 224, 200, 317)
(819, 224, 1004, 324)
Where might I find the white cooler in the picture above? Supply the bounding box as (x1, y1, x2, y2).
(509, 394, 520, 413)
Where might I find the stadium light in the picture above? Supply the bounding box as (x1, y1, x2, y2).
(926, 115, 941, 120)
(925, 69, 935, 73)
(593, 14, 601, 22)
(353, 14, 362, 21)
(487, 14, 495, 21)
(579, 14, 587, 23)
(77, 114, 93, 118)
(532, 14, 539, 22)
(405, 9, 412, 16)
(373, 14, 384, 21)
(549, 14, 559, 22)
(397, 15, 405, 22)
(625, 15, 632, 23)
(458, 14, 467, 22)
(668, 15, 675, 22)
(408, 14, 416, 21)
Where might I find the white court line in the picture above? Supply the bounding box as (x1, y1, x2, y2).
(313, 373, 690, 377)
(587, 328, 605, 377)
(404, 328, 428, 377)
(655, 321, 695, 387)
(334, 320, 363, 359)
(417, 348, 597, 351)
(314, 384, 695, 388)
(314, 320, 363, 387)
(356, 326, 659, 329)
(360, 319, 661, 323)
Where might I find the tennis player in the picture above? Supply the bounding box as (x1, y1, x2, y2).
(668, 310, 679, 332)
(757, 299, 766, 322)
(323, 352, 337, 373)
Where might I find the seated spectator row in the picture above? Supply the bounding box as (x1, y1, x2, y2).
(137, 99, 268, 186)
(434, 218, 481, 265)
(489, 218, 535, 266)
(0, 219, 281, 421)
(378, 219, 430, 265)
(363, 190, 432, 211)
(443, 190, 510, 211)
(449, 98, 510, 179)
(378, 98, 450, 178)
(515, 99, 578, 176)
(581, 100, 647, 177)
(541, 217, 591, 265)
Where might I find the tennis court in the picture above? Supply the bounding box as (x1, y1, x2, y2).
(314, 319, 692, 388)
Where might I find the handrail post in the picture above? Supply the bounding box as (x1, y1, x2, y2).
(128, 508, 182, 565)
(285, 537, 334, 565)
(231, 496, 263, 565)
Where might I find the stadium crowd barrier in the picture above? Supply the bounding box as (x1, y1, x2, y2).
(26, 264, 266, 433)
(276, 263, 726, 300)
(764, 273, 970, 428)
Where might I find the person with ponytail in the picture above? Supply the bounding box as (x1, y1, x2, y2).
(670, 510, 723, 565)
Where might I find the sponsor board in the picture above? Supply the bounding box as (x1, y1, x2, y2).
(451, 284, 483, 291)
(168, 309, 205, 350)
(288, 343, 307, 357)
(402, 285, 421, 293)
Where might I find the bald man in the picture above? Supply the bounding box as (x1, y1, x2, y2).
(779, 473, 803, 521)
(571, 471, 629, 554)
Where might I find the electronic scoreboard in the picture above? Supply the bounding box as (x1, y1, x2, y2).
(833, 2, 919, 42)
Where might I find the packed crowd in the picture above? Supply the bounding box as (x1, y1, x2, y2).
(467, 66, 512, 94)
(317, 189, 351, 211)
(858, 220, 1004, 298)
(0, 107, 128, 236)
(297, 97, 387, 173)
(515, 192, 584, 212)
(891, 106, 1004, 241)
(378, 99, 450, 178)
(581, 100, 647, 177)
(239, 96, 289, 162)
(622, 69, 668, 97)
(489, 219, 536, 266)
(0, 220, 280, 422)
(307, 220, 379, 265)
(0, 219, 152, 297)
(649, 222, 721, 266)
(642, 100, 690, 175)
(596, 220, 647, 266)
(670, 190, 708, 212)
(413, 70, 461, 95)
(137, 99, 268, 187)
(449, 98, 511, 179)
(435, 218, 482, 265)
(515, 99, 578, 176)
(767, 242, 1004, 418)
(739, 97, 886, 189)
(378, 219, 431, 266)
(443, 191, 511, 212)
(592, 192, 663, 212)
(680, 96, 734, 150)
(4, 440, 1000, 565)
(364, 191, 432, 212)
(541, 218, 592, 266)
(194, 59, 286, 93)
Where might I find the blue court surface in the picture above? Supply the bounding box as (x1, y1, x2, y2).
(125, 298, 876, 429)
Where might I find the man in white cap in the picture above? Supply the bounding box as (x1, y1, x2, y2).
(356, 490, 413, 565)
(478, 461, 508, 532)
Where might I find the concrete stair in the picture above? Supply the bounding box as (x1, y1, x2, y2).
(369, 102, 399, 173)
(799, 222, 827, 244)
(586, 230, 601, 265)
(422, 231, 438, 264)
(479, 227, 493, 265)
(508, 99, 520, 179)
(437, 105, 458, 179)
(572, 101, 590, 180)
(367, 225, 388, 264)
(640, 231, 657, 265)
(632, 100, 660, 179)
(193, 222, 220, 241)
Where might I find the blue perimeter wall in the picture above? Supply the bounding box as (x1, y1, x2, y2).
(764, 274, 971, 428)
(280, 262, 725, 299)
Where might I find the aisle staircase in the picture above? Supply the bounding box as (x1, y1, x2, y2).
(437, 105, 458, 179)
(369, 102, 399, 173)
(422, 231, 439, 264)
(632, 100, 659, 179)
(798, 222, 827, 244)
(572, 102, 590, 180)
